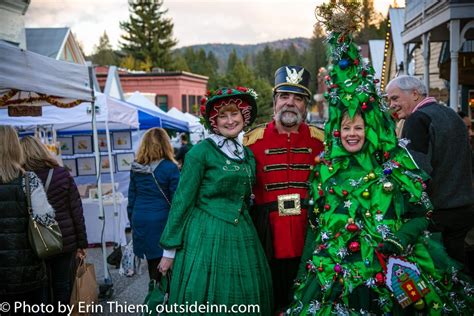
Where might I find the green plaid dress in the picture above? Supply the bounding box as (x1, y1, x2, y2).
(160, 139, 273, 315)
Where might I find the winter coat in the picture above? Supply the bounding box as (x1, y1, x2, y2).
(127, 159, 179, 259)
(35, 166, 88, 253)
(0, 176, 47, 295)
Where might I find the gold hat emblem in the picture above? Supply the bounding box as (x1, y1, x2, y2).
(285, 67, 304, 84)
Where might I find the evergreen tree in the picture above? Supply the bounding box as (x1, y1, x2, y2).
(120, 0, 177, 71)
(91, 31, 118, 66)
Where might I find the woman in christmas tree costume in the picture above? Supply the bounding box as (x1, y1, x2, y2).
(286, 1, 473, 315)
(158, 87, 273, 315)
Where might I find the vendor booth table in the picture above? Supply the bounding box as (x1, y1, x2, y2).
(82, 197, 129, 246)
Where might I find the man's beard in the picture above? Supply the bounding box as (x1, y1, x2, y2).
(275, 106, 304, 127)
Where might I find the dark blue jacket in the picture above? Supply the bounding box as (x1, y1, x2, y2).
(127, 159, 179, 259)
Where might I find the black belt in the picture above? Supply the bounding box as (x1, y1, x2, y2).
(255, 199, 310, 213)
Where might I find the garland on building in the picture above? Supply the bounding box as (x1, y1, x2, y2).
(286, 1, 473, 315)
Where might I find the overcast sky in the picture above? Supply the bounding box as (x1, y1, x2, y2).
(25, 0, 402, 55)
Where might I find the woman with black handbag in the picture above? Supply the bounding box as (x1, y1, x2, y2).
(0, 126, 55, 314)
(128, 128, 180, 282)
(20, 136, 88, 310)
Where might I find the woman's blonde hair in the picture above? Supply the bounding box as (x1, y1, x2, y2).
(0, 125, 24, 183)
(20, 136, 59, 171)
(136, 128, 177, 165)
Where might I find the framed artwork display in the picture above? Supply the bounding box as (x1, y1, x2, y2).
(62, 159, 77, 177)
(116, 152, 134, 172)
(77, 157, 97, 176)
(100, 155, 112, 174)
(112, 131, 132, 150)
(98, 134, 109, 152)
(57, 137, 74, 155)
(73, 135, 93, 154)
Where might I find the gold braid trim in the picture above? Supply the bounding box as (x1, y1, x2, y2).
(309, 125, 324, 142)
(243, 124, 266, 146)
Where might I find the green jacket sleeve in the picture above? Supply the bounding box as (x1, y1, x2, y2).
(159, 151, 205, 249)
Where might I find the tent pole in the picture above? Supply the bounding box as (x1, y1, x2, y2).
(89, 67, 112, 290)
(104, 106, 121, 248)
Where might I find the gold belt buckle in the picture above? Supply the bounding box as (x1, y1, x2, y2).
(278, 193, 301, 216)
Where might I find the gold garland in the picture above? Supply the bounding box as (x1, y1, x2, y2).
(315, 0, 361, 36)
(0, 89, 19, 106)
(1, 93, 83, 108)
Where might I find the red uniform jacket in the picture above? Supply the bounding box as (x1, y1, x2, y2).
(244, 121, 324, 259)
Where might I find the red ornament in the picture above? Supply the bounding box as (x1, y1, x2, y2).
(361, 104, 368, 111)
(342, 190, 348, 196)
(333, 130, 340, 137)
(375, 272, 385, 286)
(383, 151, 390, 159)
(369, 96, 375, 102)
(200, 105, 206, 114)
(346, 223, 359, 233)
(306, 263, 313, 271)
(200, 97, 207, 105)
(348, 241, 361, 252)
(324, 204, 331, 210)
(206, 89, 211, 96)
(236, 86, 247, 92)
(318, 189, 324, 197)
(361, 70, 367, 77)
(354, 59, 360, 66)
(329, 188, 335, 194)
(315, 171, 320, 178)
(216, 90, 222, 95)
(318, 266, 324, 272)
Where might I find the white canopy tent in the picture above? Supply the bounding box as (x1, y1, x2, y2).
(167, 107, 207, 144)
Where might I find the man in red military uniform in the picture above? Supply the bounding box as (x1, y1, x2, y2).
(244, 65, 324, 311)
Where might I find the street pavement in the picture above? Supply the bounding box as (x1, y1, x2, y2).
(85, 237, 150, 316)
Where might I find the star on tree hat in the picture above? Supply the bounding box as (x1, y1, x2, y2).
(273, 65, 312, 97)
(199, 87, 258, 134)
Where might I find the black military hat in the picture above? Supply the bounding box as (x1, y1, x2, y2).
(273, 65, 311, 97)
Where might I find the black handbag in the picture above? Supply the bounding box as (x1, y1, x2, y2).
(25, 173, 63, 259)
(107, 243, 123, 268)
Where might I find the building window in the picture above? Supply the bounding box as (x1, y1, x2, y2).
(188, 95, 197, 114)
(156, 95, 168, 111)
(181, 95, 187, 112)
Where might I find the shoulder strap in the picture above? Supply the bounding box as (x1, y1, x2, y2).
(24, 173, 32, 215)
(151, 161, 171, 206)
(44, 168, 54, 192)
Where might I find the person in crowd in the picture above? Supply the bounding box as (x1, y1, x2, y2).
(386, 75, 474, 268)
(0, 126, 54, 314)
(128, 127, 180, 282)
(158, 87, 272, 315)
(175, 133, 192, 168)
(20, 136, 88, 308)
(243, 65, 324, 310)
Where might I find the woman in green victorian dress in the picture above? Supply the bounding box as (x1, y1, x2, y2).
(158, 87, 273, 315)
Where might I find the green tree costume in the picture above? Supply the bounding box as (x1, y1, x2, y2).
(286, 1, 473, 315)
(160, 88, 272, 315)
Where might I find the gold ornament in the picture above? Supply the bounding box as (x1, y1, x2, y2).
(368, 172, 376, 180)
(383, 182, 394, 192)
(328, 166, 334, 172)
(362, 190, 370, 199)
(365, 210, 371, 217)
(363, 176, 369, 182)
(414, 299, 425, 310)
